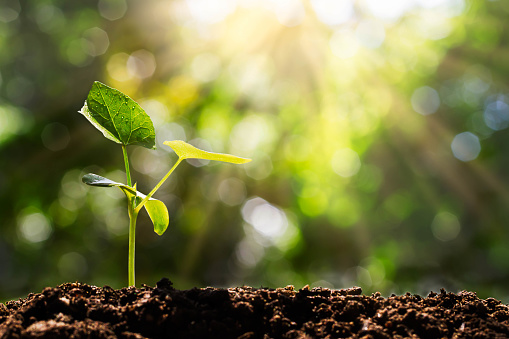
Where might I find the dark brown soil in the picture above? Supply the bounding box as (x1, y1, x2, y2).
(1, 278, 509, 338)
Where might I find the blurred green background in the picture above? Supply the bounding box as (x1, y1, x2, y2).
(2, 0, 509, 302)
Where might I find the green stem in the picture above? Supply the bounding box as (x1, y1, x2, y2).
(128, 207, 138, 287)
(123, 144, 138, 286)
(122, 145, 132, 187)
(134, 158, 183, 214)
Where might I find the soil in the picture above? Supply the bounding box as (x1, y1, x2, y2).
(1, 278, 509, 338)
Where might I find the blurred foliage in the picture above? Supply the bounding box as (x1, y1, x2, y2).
(2, 0, 509, 302)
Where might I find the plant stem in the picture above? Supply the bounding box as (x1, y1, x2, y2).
(122, 145, 132, 187)
(134, 158, 183, 214)
(128, 206, 138, 287)
(122, 144, 138, 287)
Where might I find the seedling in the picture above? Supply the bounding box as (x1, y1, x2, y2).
(79, 81, 251, 286)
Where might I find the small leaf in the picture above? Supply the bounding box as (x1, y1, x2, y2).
(163, 140, 251, 164)
(82, 173, 169, 235)
(82, 173, 120, 187)
(79, 81, 156, 149)
(83, 173, 138, 201)
(137, 192, 169, 236)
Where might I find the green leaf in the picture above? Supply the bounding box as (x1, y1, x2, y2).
(82, 173, 169, 235)
(163, 140, 251, 164)
(136, 191, 169, 236)
(82, 173, 121, 187)
(79, 81, 156, 149)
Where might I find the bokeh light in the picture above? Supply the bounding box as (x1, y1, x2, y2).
(431, 212, 461, 242)
(411, 86, 441, 115)
(17, 209, 52, 244)
(484, 95, 509, 131)
(98, 0, 128, 21)
(331, 148, 361, 178)
(451, 132, 481, 162)
(242, 197, 288, 239)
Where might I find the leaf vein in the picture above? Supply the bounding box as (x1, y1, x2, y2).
(98, 87, 122, 143)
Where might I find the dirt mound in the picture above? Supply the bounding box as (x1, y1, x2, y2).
(1, 278, 508, 338)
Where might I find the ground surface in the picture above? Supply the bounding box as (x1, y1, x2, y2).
(1, 278, 509, 338)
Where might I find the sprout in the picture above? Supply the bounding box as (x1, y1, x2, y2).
(79, 81, 251, 286)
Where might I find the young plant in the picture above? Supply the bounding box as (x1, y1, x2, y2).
(79, 81, 251, 287)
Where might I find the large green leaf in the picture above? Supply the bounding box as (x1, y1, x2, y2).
(163, 140, 251, 164)
(82, 173, 169, 235)
(79, 81, 156, 149)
